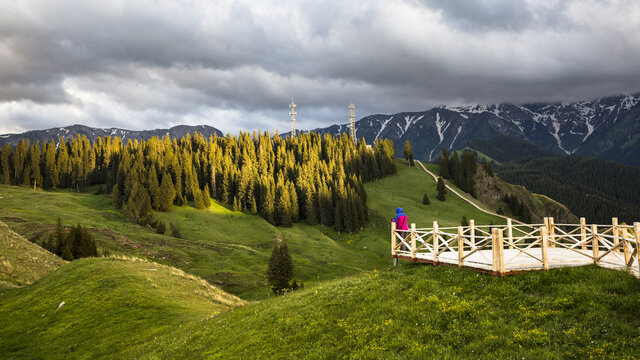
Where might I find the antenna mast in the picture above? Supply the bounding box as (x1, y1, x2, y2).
(289, 99, 297, 138)
(349, 102, 356, 144)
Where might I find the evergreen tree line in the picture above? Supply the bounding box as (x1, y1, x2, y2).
(0, 132, 397, 232)
(437, 148, 477, 197)
(501, 194, 533, 223)
(42, 218, 98, 260)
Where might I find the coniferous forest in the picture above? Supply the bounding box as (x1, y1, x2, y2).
(437, 148, 477, 197)
(0, 132, 397, 233)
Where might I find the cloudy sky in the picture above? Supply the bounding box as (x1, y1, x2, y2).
(1, 0, 640, 135)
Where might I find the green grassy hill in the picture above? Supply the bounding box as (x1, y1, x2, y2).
(0, 160, 505, 298)
(2, 263, 638, 359)
(0, 160, 639, 358)
(0, 257, 245, 359)
(0, 220, 65, 289)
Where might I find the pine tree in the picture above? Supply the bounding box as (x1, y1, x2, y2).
(461, 216, 469, 227)
(203, 184, 212, 208)
(439, 148, 450, 179)
(333, 199, 344, 232)
(159, 172, 176, 211)
(267, 242, 294, 295)
(0, 143, 11, 184)
(422, 193, 430, 205)
(194, 187, 205, 209)
(403, 140, 414, 167)
(147, 165, 160, 210)
(44, 139, 58, 189)
(437, 177, 446, 201)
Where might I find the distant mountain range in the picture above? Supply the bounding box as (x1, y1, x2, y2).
(311, 93, 640, 167)
(0, 124, 224, 146)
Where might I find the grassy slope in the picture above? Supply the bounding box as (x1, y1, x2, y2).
(0, 220, 66, 289)
(366, 162, 504, 228)
(0, 160, 502, 298)
(0, 185, 385, 299)
(1, 161, 639, 358)
(5, 264, 638, 359)
(0, 257, 245, 359)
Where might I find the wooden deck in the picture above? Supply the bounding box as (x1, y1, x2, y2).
(392, 217, 640, 278)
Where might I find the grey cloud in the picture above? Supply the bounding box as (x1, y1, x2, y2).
(0, 0, 640, 135)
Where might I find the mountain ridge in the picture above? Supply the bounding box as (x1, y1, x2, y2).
(310, 93, 640, 167)
(0, 124, 224, 146)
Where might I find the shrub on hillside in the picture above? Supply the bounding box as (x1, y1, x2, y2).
(43, 218, 97, 260)
(155, 221, 166, 234)
(170, 223, 183, 238)
(422, 193, 430, 205)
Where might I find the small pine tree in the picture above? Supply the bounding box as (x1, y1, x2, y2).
(266, 242, 294, 295)
(233, 196, 241, 211)
(403, 140, 414, 167)
(194, 187, 205, 209)
(461, 216, 469, 227)
(497, 207, 504, 215)
(422, 193, 430, 205)
(250, 197, 258, 215)
(170, 223, 183, 238)
(203, 184, 212, 208)
(437, 177, 446, 201)
(159, 173, 176, 211)
(155, 221, 166, 234)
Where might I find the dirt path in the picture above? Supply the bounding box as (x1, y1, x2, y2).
(415, 160, 525, 225)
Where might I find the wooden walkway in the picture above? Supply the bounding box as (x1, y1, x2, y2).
(392, 217, 640, 278)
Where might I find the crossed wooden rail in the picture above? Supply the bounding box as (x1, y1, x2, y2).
(392, 217, 640, 278)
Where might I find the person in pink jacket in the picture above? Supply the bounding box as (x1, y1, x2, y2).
(392, 207, 409, 251)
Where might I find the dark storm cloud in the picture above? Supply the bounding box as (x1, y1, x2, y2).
(1, 0, 640, 135)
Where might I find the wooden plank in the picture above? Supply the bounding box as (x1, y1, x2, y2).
(498, 229, 505, 274)
(549, 217, 555, 248)
(507, 218, 514, 250)
(411, 223, 417, 260)
(580, 217, 587, 251)
(433, 221, 439, 264)
(391, 221, 397, 256)
(470, 219, 475, 247)
(592, 224, 599, 266)
(612, 217, 619, 253)
(491, 228, 499, 274)
(622, 228, 631, 273)
(458, 226, 464, 267)
(541, 227, 549, 270)
(635, 223, 640, 275)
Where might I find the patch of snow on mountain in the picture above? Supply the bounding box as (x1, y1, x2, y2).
(435, 112, 449, 142)
(450, 126, 463, 148)
(621, 95, 639, 110)
(460, 114, 468, 119)
(375, 116, 393, 141)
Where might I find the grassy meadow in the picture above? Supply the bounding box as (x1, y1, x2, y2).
(1, 160, 638, 359)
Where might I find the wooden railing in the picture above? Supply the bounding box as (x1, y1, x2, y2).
(391, 217, 640, 278)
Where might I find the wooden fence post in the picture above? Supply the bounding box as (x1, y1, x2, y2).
(433, 221, 439, 265)
(491, 228, 500, 275)
(622, 227, 630, 273)
(470, 219, 475, 248)
(507, 218, 514, 250)
(541, 227, 549, 270)
(635, 223, 640, 276)
(411, 223, 417, 261)
(612, 217, 619, 253)
(458, 226, 464, 267)
(580, 217, 587, 251)
(549, 217, 555, 248)
(498, 228, 505, 275)
(592, 224, 599, 266)
(391, 221, 397, 257)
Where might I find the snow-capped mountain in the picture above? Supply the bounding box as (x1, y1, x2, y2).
(312, 93, 640, 167)
(0, 124, 224, 147)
